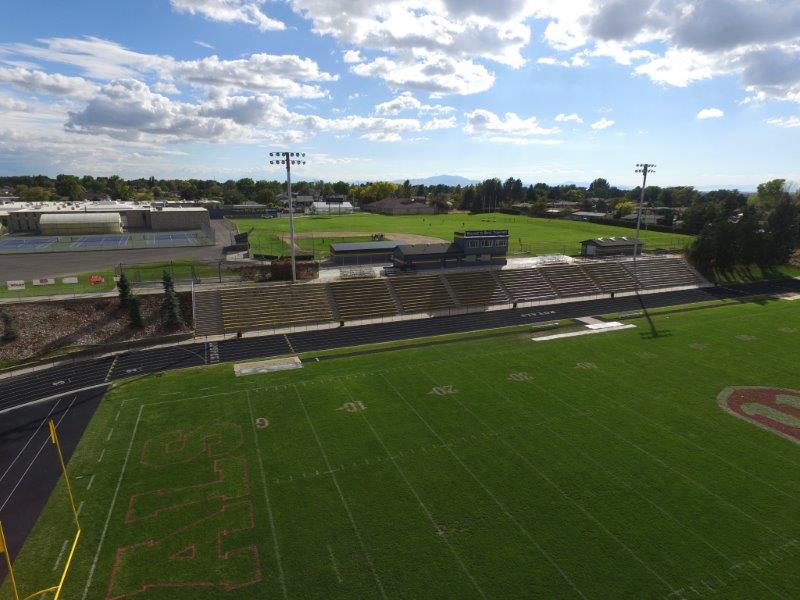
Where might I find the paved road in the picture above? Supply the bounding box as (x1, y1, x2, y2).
(0, 277, 798, 583)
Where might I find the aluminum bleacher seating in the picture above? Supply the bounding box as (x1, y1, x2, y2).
(621, 257, 707, 289)
(495, 268, 557, 302)
(388, 274, 457, 313)
(219, 283, 333, 332)
(581, 261, 638, 293)
(443, 271, 510, 307)
(540, 264, 601, 297)
(329, 279, 400, 321)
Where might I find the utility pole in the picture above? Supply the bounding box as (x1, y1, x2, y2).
(633, 163, 655, 288)
(269, 151, 306, 283)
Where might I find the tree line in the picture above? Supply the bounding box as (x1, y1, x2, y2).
(688, 180, 799, 274)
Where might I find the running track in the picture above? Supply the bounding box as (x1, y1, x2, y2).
(1, 278, 799, 580)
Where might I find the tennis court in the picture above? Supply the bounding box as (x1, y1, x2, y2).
(0, 231, 212, 254)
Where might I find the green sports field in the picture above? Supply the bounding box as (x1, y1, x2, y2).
(6, 298, 800, 599)
(234, 213, 691, 258)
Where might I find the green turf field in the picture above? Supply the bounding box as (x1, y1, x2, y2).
(5, 298, 800, 599)
(235, 213, 691, 258)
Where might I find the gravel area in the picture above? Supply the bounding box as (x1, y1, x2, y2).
(0, 293, 193, 363)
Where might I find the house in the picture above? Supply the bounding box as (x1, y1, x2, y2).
(363, 197, 435, 216)
(581, 237, 642, 257)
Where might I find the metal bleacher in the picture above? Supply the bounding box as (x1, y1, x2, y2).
(582, 261, 638, 293)
(443, 271, 510, 307)
(329, 279, 400, 321)
(540, 264, 601, 297)
(388, 274, 457, 314)
(496, 269, 557, 303)
(219, 283, 333, 332)
(620, 258, 708, 289)
(192, 256, 708, 336)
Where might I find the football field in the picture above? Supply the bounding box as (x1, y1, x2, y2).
(4, 298, 800, 599)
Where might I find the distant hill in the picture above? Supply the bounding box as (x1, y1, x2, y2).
(393, 175, 478, 186)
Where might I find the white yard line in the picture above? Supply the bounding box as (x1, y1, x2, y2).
(420, 366, 676, 595)
(338, 378, 487, 599)
(294, 384, 387, 599)
(327, 544, 343, 584)
(379, 373, 587, 600)
(246, 391, 288, 600)
(85, 473, 95, 491)
(97, 449, 105, 463)
(488, 353, 789, 541)
(52, 539, 70, 572)
(81, 404, 143, 600)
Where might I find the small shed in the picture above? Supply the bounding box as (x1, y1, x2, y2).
(39, 212, 122, 236)
(581, 236, 642, 257)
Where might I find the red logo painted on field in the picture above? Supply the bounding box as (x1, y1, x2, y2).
(717, 387, 800, 444)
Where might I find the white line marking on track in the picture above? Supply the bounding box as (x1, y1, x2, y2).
(86, 474, 95, 491)
(0, 395, 64, 485)
(97, 449, 105, 463)
(81, 404, 143, 600)
(295, 384, 387, 599)
(106, 428, 114, 441)
(77, 500, 85, 517)
(0, 395, 79, 513)
(52, 539, 70, 571)
(246, 391, 288, 600)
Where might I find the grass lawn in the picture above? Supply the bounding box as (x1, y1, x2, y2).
(235, 213, 692, 258)
(5, 298, 800, 599)
(709, 264, 800, 285)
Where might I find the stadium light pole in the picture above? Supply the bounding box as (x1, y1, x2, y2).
(632, 163, 655, 289)
(269, 151, 306, 283)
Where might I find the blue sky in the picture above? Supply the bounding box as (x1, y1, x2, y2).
(0, 0, 798, 188)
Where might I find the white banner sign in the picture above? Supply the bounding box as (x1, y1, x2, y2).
(6, 280, 25, 291)
(62, 277, 79, 284)
(32, 277, 55, 286)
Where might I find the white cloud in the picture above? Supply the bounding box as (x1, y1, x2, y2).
(0, 95, 28, 112)
(591, 117, 615, 130)
(1, 38, 338, 99)
(522, 1, 800, 104)
(194, 40, 216, 50)
(353, 52, 494, 96)
(374, 92, 453, 116)
(173, 53, 338, 98)
(697, 107, 724, 119)
(170, 0, 284, 31)
(154, 81, 181, 95)
(766, 115, 800, 128)
(343, 50, 362, 64)
(0, 36, 170, 80)
(464, 109, 561, 143)
(555, 113, 583, 123)
(0, 66, 98, 99)
(423, 116, 457, 130)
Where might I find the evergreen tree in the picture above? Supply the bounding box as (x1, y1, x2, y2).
(116, 272, 131, 308)
(128, 295, 144, 329)
(0, 310, 18, 342)
(161, 270, 183, 328)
